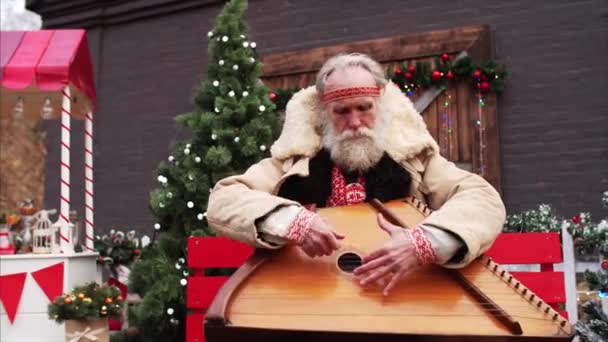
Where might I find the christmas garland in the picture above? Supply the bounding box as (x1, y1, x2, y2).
(267, 54, 509, 112)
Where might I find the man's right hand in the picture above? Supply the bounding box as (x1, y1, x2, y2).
(287, 213, 345, 258)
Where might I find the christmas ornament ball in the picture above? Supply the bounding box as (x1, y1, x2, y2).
(479, 81, 491, 92)
(431, 70, 442, 81)
(127, 327, 140, 337)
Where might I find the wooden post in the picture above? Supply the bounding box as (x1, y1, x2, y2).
(561, 223, 578, 323)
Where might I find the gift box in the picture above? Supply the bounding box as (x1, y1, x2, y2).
(65, 318, 109, 342)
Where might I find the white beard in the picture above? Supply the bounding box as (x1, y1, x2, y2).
(321, 120, 385, 173)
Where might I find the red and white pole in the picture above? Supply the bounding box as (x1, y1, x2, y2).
(60, 86, 74, 253)
(84, 109, 95, 252)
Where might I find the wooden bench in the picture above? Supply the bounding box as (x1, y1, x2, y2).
(185, 232, 569, 341)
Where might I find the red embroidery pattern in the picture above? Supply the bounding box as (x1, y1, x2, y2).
(327, 166, 366, 207)
(322, 86, 380, 103)
(285, 209, 316, 244)
(408, 226, 438, 265)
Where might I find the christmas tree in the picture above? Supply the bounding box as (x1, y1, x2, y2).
(112, 0, 278, 340)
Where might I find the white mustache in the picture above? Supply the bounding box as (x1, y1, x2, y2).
(336, 127, 375, 142)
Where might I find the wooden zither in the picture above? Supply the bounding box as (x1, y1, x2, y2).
(204, 197, 574, 341)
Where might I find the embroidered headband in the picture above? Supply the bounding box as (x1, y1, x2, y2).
(322, 86, 381, 104)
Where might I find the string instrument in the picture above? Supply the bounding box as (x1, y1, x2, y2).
(205, 197, 574, 341)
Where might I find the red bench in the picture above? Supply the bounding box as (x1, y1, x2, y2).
(186, 237, 253, 342)
(485, 232, 567, 317)
(185, 232, 567, 341)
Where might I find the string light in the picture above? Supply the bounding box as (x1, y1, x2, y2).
(439, 91, 452, 157)
(476, 91, 486, 176)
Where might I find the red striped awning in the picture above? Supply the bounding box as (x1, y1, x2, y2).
(0, 29, 96, 108)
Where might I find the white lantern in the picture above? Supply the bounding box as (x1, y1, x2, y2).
(32, 209, 59, 254)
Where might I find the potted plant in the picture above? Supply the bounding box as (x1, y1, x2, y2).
(48, 282, 124, 342)
(95, 229, 149, 283)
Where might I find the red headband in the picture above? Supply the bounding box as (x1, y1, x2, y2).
(322, 86, 381, 103)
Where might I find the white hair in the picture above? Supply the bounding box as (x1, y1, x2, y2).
(315, 53, 388, 94)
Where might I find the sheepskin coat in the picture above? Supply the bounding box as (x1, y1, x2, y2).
(207, 83, 506, 268)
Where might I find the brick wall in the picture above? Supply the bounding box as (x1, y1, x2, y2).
(36, 0, 608, 234)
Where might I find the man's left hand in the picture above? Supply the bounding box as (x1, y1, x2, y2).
(353, 213, 420, 296)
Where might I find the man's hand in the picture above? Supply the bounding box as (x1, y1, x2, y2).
(295, 215, 345, 258)
(353, 213, 420, 296)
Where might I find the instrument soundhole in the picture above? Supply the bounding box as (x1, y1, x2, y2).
(337, 252, 362, 273)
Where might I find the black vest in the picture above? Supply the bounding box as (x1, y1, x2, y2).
(277, 149, 412, 208)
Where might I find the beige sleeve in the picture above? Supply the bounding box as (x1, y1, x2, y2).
(206, 157, 302, 249)
(257, 205, 303, 245)
(419, 224, 464, 265)
(418, 153, 506, 268)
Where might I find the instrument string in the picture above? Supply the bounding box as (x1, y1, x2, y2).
(230, 310, 564, 322)
(236, 292, 564, 319)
